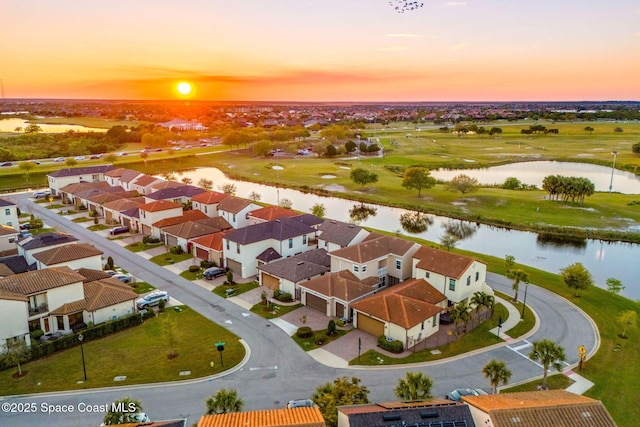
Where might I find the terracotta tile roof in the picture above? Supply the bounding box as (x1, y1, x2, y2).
(249, 206, 299, 221)
(104, 167, 127, 177)
(191, 191, 228, 204)
(0, 225, 19, 236)
(49, 298, 86, 315)
(191, 231, 228, 251)
(299, 270, 377, 301)
(32, 243, 103, 265)
(120, 169, 143, 183)
(0, 263, 15, 277)
(489, 402, 617, 427)
(76, 268, 112, 283)
(413, 245, 483, 279)
(317, 220, 365, 247)
(330, 233, 416, 263)
(338, 401, 474, 427)
(152, 210, 208, 228)
(0, 266, 85, 295)
(194, 217, 233, 231)
(139, 200, 182, 212)
(197, 406, 326, 427)
(149, 180, 184, 191)
(83, 278, 137, 311)
(86, 190, 138, 205)
(351, 279, 445, 328)
(132, 174, 161, 187)
(217, 196, 254, 214)
(162, 221, 222, 240)
(461, 390, 597, 412)
(0, 288, 28, 302)
(60, 181, 112, 195)
(102, 197, 146, 211)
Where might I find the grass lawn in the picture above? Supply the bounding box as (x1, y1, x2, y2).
(149, 251, 193, 266)
(87, 224, 110, 231)
(180, 268, 204, 281)
(71, 216, 92, 223)
(125, 241, 165, 253)
(45, 203, 65, 209)
(0, 307, 245, 395)
(503, 373, 575, 393)
(129, 281, 156, 294)
(292, 328, 350, 351)
(250, 301, 303, 319)
(494, 290, 536, 339)
(212, 281, 259, 298)
(350, 303, 509, 366)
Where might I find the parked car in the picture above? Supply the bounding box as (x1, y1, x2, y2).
(286, 399, 314, 409)
(154, 148, 163, 152)
(103, 270, 118, 276)
(74, 156, 85, 161)
(32, 190, 51, 199)
(109, 226, 130, 235)
(203, 267, 226, 280)
(89, 154, 102, 159)
(112, 273, 132, 284)
(136, 291, 169, 310)
(0, 162, 13, 167)
(445, 388, 487, 401)
(54, 157, 65, 162)
(19, 223, 30, 230)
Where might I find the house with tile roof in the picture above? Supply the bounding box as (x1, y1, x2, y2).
(217, 196, 260, 229)
(0, 224, 20, 255)
(197, 406, 325, 427)
(138, 200, 183, 235)
(104, 167, 143, 190)
(162, 217, 232, 251)
(329, 233, 420, 288)
(223, 217, 318, 278)
(57, 181, 113, 205)
(191, 231, 228, 267)
(32, 243, 103, 271)
(85, 190, 139, 216)
(46, 165, 115, 196)
(412, 246, 489, 305)
(130, 174, 163, 195)
(257, 248, 330, 297)
(317, 220, 369, 252)
(462, 390, 616, 427)
(17, 231, 79, 266)
(248, 205, 300, 225)
(0, 198, 19, 231)
(191, 191, 228, 218)
(350, 278, 447, 346)
(151, 209, 208, 240)
(338, 401, 475, 427)
(144, 184, 207, 205)
(298, 269, 380, 319)
(101, 197, 146, 225)
(0, 255, 29, 275)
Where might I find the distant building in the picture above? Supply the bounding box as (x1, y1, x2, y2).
(157, 118, 207, 131)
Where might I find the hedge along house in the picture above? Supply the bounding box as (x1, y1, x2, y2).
(350, 278, 447, 349)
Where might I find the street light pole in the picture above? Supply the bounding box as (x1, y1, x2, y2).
(520, 282, 529, 320)
(78, 334, 87, 381)
(609, 151, 618, 193)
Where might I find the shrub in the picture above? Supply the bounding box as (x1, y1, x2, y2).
(273, 290, 293, 302)
(142, 236, 150, 244)
(30, 329, 44, 342)
(226, 270, 234, 284)
(296, 326, 313, 339)
(188, 265, 200, 273)
(158, 299, 165, 312)
(315, 333, 327, 345)
(169, 246, 184, 255)
(377, 336, 404, 353)
(336, 319, 345, 327)
(327, 320, 336, 336)
(107, 256, 114, 270)
(200, 260, 216, 268)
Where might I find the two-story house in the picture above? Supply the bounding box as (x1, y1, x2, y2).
(317, 220, 369, 252)
(32, 243, 103, 271)
(223, 217, 317, 278)
(130, 174, 163, 195)
(101, 197, 145, 225)
(0, 288, 30, 350)
(191, 191, 228, 218)
(0, 225, 20, 256)
(17, 232, 79, 266)
(0, 198, 19, 231)
(162, 217, 232, 251)
(217, 196, 260, 229)
(47, 165, 115, 196)
(257, 248, 330, 297)
(329, 233, 420, 288)
(137, 200, 183, 235)
(150, 209, 208, 240)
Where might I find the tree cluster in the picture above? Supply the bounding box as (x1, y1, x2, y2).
(542, 175, 595, 203)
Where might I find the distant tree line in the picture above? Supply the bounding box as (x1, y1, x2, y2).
(542, 175, 595, 203)
(520, 125, 559, 135)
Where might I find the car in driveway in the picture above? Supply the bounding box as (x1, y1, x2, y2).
(109, 225, 130, 235)
(32, 190, 51, 199)
(112, 273, 133, 283)
(445, 388, 487, 401)
(136, 291, 169, 310)
(203, 267, 227, 280)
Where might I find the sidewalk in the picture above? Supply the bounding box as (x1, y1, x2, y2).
(489, 294, 522, 342)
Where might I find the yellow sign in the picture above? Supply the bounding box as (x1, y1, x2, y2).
(578, 345, 587, 359)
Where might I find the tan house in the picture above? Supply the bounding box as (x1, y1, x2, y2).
(46, 165, 115, 196)
(138, 200, 183, 235)
(130, 174, 164, 195)
(57, 181, 112, 206)
(0, 225, 19, 255)
(462, 390, 617, 427)
(350, 278, 446, 347)
(197, 406, 325, 427)
(32, 243, 103, 271)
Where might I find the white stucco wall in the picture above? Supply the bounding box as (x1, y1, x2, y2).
(38, 255, 103, 271)
(0, 204, 19, 230)
(0, 299, 30, 349)
(91, 300, 136, 325)
(46, 282, 84, 313)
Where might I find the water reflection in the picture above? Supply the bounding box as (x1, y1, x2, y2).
(400, 212, 434, 234)
(349, 203, 377, 223)
(536, 232, 587, 251)
(442, 220, 478, 240)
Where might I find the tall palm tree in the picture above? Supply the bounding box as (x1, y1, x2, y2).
(451, 301, 472, 335)
(394, 371, 434, 401)
(470, 291, 486, 324)
(482, 359, 512, 394)
(508, 269, 529, 302)
(206, 388, 244, 414)
(529, 339, 566, 389)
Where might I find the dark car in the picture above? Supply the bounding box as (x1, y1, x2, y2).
(109, 226, 130, 235)
(89, 154, 102, 159)
(203, 267, 227, 280)
(0, 162, 12, 167)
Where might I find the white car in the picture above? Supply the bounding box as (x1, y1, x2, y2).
(112, 273, 133, 283)
(54, 157, 65, 162)
(74, 156, 85, 161)
(136, 291, 169, 310)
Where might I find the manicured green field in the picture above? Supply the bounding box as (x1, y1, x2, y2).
(148, 251, 193, 266)
(0, 307, 245, 395)
(250, 302, 303, 319)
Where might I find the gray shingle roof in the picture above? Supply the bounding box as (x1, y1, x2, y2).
(47, 165, 115, 178)
(224, 217, 315, 245)
(318, 220, 364, 246)
(17, 232, 79, 251)
(146, 185, 207, 201)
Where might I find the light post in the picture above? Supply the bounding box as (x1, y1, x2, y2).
(78, 334, 87, 381)
(520, 281, 529, 320)
(609, 151, 618, 193)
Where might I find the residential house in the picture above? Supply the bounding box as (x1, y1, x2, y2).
(130, 174, 164, 195)
(104, 168, 142, 190)
(101, 197, 146, 225)
(120, 206, 141, 233)
(144, 184, 207, 206)
(0, 225, 20, 256)
(223, 217, 317, 278)
(329, 233, 420, 287)
(32, 243, 103, 271)
(138, 200, 183, 235)
(191, 231, 228, 267)
(162, 217, 232, 251)
(17, 232, 79, 266)
(197, 407, 325, 427)
(151, 209, 208, 240)
(257, 248, 330, 297)
(317, 220, 369, 252)
(191, 191, 227, 218)
(247, 205, 299, 225)
(57, 181, 112, 206)
(412, 245, 489, 305)
(337, 401, 476, 427)
(158, 118, 207, 131)
(298, 269, 379, 319)
(350, 278, 447, 347)
(292, 213, 324, 229)
(104, 167, 128, 187)
(462, 390, 617, 427)
(0, 255, 29, 276)
(0, 288, 30, 350)
(0, 198, 19, 230)
(85, 190, 138, 216)
(46, 165, 115, 196)
(218, 196, 260, 229)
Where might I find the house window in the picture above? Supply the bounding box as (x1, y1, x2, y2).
(449, 278, 456, 291)
(226, 240, 230, 250)
(57, 316, 64, 330)
(236, 243, 240, 254)
(288, 238, 293, 249)
(204, 206, 208, 214)
(421, 321, 425, 330)
(232, 213, 236, 222)
(362, 265, 367, 272)
(432, 314, 438, 327)
(475, 271, 479, 282)
(353, 265, 359, 273)
(5, 208, 11, 215)
(9, 238, 15, 243)
(425, 271, 430, 279)
(303, 235, 307, 244)
(395, 260, 401, 270)
(467, 276, 471, 286)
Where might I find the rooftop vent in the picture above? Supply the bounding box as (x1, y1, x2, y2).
(421, 409, 438, 418)
(382, 413, 402, 421)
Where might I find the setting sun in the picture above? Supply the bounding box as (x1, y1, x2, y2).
(177, 81, 192, 96)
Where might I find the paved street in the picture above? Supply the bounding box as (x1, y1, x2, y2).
(0, 192, 599, 427)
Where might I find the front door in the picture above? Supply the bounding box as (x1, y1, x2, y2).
(43, 317, 50, 333)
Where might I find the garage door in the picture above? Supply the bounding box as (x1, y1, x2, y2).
(305, 292, 327, 313)
(261, 272, 280, 290)
(336, 303, 345, 319)
(195, 246, 209, 261)
(226, 259, 242, 277)
(357, 312, 384, 337)
(165, 235, 178, 247)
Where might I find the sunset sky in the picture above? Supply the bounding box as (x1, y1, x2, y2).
(3, 0, 639, 102)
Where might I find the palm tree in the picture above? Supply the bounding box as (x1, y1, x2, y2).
(482, 359, 512, 394)
(470, 291, 494, 324)
(450, 301, 472, 335)
(394, 371, 434, 401)
(205, 388, 244, 414)
(508, 269, 528, 302)
(528, 339, 566, 389)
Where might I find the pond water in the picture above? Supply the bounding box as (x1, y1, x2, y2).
(0, 118, 107, 133)
(163, 166, 640, 300)
(430, 161, 640, 194)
